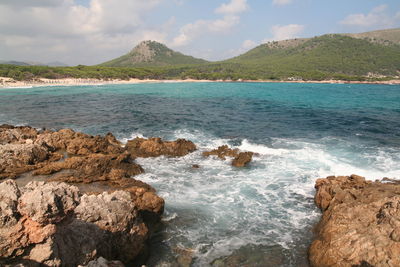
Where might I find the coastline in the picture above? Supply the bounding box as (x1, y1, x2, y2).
(1, 76, 400, 89)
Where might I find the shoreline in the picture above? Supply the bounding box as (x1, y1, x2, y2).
(1, 76, 400, 88)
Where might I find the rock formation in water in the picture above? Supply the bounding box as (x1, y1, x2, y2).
(126, 137, 196, 158)
(0, 124, 200, 265)
(309, 175, 400, 267)
(0, 180, 148, 266)
(202, 145, 254, 167)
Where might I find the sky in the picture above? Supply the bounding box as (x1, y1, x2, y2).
(0, 0, 399, 66)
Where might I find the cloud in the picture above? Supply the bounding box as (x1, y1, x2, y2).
(272, 0, 293, 6)
(171, 0, 248, 47)
(0, 0, 166, 65)
(340, 5, 399, 29)
(215, 0, 248, 15)
(263, 24, 305, 42)
(242, 39, 257, 50)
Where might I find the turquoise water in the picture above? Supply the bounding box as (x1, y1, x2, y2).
(1, 82, 399, 266)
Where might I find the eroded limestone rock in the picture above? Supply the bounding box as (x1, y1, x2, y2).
(0, 180, 150, 266)
(309, 175, 400, 267)
(126, 137, 196, 158)
(203, 145, 254, 167)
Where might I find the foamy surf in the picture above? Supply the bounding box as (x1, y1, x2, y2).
(121, 128, 400, 266)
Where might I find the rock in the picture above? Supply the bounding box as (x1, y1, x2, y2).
(36, 129, 123, 155)
(0, 125, 39, 145)
(203, 145, 254, 167)
(0, 181, 150, 266)
(0, 125, 166, 265)
(126, 137, 196, 158)
(202, 145, 239, 160)
(0, 180, 21, 227)
(309, 175, 400, 267)
(33, 152, 144, 184)
(231, 152, 253, 167)
(18, 181, 80, 224)
(0, 143, 51, 179)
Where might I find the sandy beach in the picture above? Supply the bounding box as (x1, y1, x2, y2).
(1, 76, 399, 89)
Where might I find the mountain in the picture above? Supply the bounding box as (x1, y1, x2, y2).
(223, 33, 400, 78)
(101, 40, 208, 67)
(344, 28, 400, 45)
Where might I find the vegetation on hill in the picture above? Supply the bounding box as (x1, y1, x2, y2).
(1, 29, 400, 82)
(344, 28, 400, 45)
(101, 40, 207, 67)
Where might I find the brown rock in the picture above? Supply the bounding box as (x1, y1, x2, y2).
(0, 179, 21, 227)
(203, 145, 254, 167)
(0, 143, 51, 179)
(231, 152, 253, 167)
(0, 181, 150, 266)
(309, 175, 400, 267)
(202, 145, 239, 160)
(126, 137, 196, 158)
(18, 181, 80, 224)
(36, 129, 123, 155)
(0, 124, 39, 145)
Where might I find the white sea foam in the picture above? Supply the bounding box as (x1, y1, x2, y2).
(121, 129, 400, 265)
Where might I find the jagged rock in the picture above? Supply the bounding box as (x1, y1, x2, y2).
(0, 179, 21, 227)
(309, 175, 400, 267)
(33, 152, 144, 183)
(231, 152, 253, 167)
(0, 180, 150, 266)
(18, 181, 80, 224)
(126, 137, 196, 158)
(203, 145, 254, 167)
(0, 125, 165, 265)
(202, 145, 239, 160)
(0, 143, 51, 179)
(36, 129, 123, 155)
(0, 125, 39, 144)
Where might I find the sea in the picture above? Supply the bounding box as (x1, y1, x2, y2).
(0, 82, 399, 266)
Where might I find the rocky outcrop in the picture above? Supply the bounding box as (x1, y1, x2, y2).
(309, 175, 400, 267)
(0, 180, 148, 266)
(202, 145, 254, 167)
(0, 125, 166, 266)
(126, 137, 196, 158)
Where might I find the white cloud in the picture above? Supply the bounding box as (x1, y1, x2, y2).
(272, 0, 293, 6)
(171, 0, 248, 47)
(0, 0, 166, 65)
(340, 5, 399, 29)
(215, 0, 248, 15)
(242, 39, 257, 50)
(263, 24, 305, 42)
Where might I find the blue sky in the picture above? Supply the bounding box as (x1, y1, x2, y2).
(0, 0, 399, 65)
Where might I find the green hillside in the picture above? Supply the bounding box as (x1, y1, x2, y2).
(220, 34, 400, 78)
(101, 40, 207, 67)
(344, 28, 400, 45)
(2, 29, 400, 82)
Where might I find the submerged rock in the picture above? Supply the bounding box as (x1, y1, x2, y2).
(0, 180, 148, 266)
(211, 244, 286, 267)
(309, 175, 400, 267)
(203, 145, 254, 167)
(126, 137, 196, 158)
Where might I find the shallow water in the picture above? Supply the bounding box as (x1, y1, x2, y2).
(1, 82, 399, 266)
